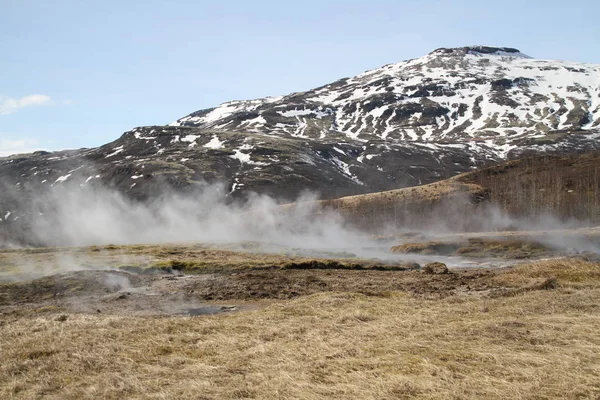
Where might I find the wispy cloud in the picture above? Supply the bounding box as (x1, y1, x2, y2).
(0, 94, 54, 115)
(0, 138, 45, 157)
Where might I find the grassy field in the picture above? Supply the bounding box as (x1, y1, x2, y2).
(1, 242, 600, 399)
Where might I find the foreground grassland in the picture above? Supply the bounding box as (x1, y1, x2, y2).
(1, 244, 600, 399)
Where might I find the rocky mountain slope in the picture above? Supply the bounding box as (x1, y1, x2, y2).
(1, 46, 600, 241)
(172, 46, 600, 155)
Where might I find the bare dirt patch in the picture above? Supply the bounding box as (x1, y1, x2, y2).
(183, 267, 501, 301)
(0, 264, 502, 317)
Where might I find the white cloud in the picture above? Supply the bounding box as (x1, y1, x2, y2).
(0, 94, 54, 115)
(0, 138, 45, 157)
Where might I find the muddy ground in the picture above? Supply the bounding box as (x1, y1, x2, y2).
(0, 267, 508, 319)
(1, 229, 599, 319)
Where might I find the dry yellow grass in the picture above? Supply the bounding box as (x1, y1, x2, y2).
(296, 178, 492, 231)
(391, 238, 553, 259)
(0, 243, 412, 281)
(494, 257, 600, 289)
(320, 180, 484, 212)
(1, 258, 600, 399)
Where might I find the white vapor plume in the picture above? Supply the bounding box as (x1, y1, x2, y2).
(2, 175, 599, 263)
(22, 181, 367, 250)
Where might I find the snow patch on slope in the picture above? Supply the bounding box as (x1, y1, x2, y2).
(204, 135, 224, 149)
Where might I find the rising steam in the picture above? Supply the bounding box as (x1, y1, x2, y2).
(3, 178, 366, 250)
(1, 173, 599, 257)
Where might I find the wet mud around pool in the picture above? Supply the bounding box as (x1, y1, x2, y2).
(0, 265, 513, 319)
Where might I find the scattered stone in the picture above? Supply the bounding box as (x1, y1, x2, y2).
(422, 262, 449, 274)
(404, 262, 421, 271)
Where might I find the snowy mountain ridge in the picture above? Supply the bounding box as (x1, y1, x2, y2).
(170, 45, 600, 158)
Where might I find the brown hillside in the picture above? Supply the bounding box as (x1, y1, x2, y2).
(318, 179, 490, 231)
(317, 152, 600, 231)
(456, 152, 600, 221)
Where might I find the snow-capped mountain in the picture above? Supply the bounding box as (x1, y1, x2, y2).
(2, 46, 600, 244)
(171, 46, 600, 158)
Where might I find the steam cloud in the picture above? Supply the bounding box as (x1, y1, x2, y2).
(1, 175, 599, 256)
(2, 178, 367, 250)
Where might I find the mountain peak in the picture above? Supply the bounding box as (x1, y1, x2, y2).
(429, 45, 531, 58)
(170, 44, 598, 160)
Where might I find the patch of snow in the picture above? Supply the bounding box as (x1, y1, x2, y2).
(204, 135, 224, 149)
(331, 156, 363, 185)
(230, 150, 250, 163)
(52, 174, 72, 185)
(279, 108, 332, 118)
(227, 176, 245, 195)
(134, 129, 157, 140)
(244, 115, 267, 125)
(181, 135, 200, 143)
(291, 117, 308, 137)
(229, 143, 256, 164)
(181, 135, 200, 148)
(68, 166, 84, 174)
(105, 146, 124, 158)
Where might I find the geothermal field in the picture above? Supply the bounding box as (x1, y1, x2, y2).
(3, 6, 600, 397)
(2, 225, 600, 399)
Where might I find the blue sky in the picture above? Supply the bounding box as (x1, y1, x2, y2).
(1, 0, 598, 155)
